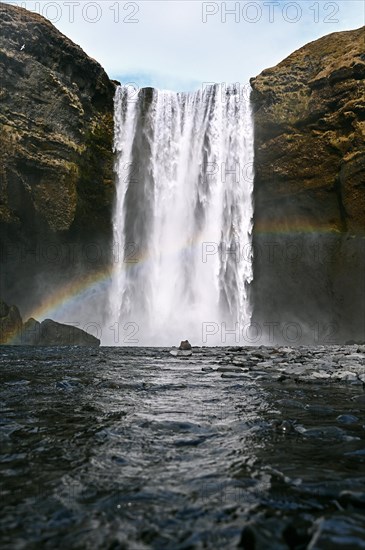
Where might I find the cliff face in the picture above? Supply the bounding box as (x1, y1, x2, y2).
(250, 27, 365, 343)
(0, 4, 116, 318)
(250, 26, 365, 234)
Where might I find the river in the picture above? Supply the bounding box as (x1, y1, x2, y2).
(1, 345, 365, 548)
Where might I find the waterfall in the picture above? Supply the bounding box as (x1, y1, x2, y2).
(107, 84, 254, 346)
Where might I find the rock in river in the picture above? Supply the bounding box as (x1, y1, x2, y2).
(170, 340, 193, 357)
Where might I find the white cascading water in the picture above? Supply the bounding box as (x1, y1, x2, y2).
(107, 84, 254, 346)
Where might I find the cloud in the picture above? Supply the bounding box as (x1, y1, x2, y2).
(114, 71, 203, 93)
(5, 0, 364, 91)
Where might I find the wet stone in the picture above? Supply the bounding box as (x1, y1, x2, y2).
(336, 414, 359, 424)
(299, 426, 348, 440)
(339, 490, 365, 508)
(281, 365, 308, 375)
(220, 372, 251, 379)
(305, 404, 334, 415)
(351, 395, 365, 408)
(312, 371, 331, 379)
(271, 419, 295, 433)
(217, 366, 246, 373)
(344, 354, 365, 361)
(277, 399, 305, 409)
(334, 371, 359, 381)
(232, 358, 248, 366)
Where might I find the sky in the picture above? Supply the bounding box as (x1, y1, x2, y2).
(4, 0, 365, 90)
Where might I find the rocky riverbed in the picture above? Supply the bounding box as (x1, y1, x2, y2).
(1, 345, 364, 548)
(206, 344, 365, 385)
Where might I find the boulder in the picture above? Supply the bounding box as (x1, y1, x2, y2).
(0, 299, 100, 346)
(36, 319, 100, 347)
(169, 344, 193, 357)
(179, 340, 192, 350)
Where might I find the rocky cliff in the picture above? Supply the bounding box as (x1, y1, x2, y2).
(250, 27, 365, 343)
(0, 3, 116, 319)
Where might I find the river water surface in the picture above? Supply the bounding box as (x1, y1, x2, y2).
(1, 346, 365, 549)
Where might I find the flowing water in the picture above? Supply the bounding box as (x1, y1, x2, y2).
(108, 85, 254, 346)
(1, 346, 365, 549)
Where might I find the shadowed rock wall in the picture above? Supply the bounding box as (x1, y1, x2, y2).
(0, 4, 116, 322)
(250, 27, 365, 344)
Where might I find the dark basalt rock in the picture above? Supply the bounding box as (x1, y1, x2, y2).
(0, 299, 100, 346)
(35, 319, 100, 347)
(21, 317, 41, 345)
(179, 340, 192, 350)
(0, 3, 116, 319)
(0, 299, 22, 344)
(170, 340, 193, 356)
(250, 27, 365, 344)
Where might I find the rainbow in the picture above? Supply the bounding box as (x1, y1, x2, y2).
(2, 235, 202, 344)
(3, 225, 361, 345)
(2, 267, 111, 345)
(25, 267, 113, 322)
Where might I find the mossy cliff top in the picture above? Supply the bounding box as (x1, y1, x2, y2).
(0, 3, 116, 237)
(250, 26, 365, 234)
